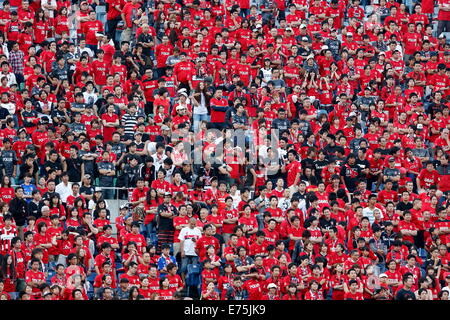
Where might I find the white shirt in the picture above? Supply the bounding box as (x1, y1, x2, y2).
(55, 181, 73, 203)
(362, 207, 376, 225)
(0, 102, 15, 115)
(178, 226, 202, 256)
(152, 152, 168, 173)
(230, 191, 241, 209)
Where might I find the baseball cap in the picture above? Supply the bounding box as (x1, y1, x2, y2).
(417, 123, 424, 130)
(439, 33, 446, 39)
(347, 32, 353, 36)
(94, 187, 102, 192)
(256, 23, 262, 28)
(267, 283, 277, 289)
(300, 24, 307, 28)
(120, 203, 129, 210)
(176, 105, 185, 111)
(388, 157, 395, 162)
(164, 192, 172, 197)
(379, 273, 388, 278)
(301, 36, 309, 42)
(161, 125, 170, 131)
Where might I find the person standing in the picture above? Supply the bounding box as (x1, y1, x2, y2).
(7, 41, 24, 87)
(156, 192, 178, 254)
(9, 187, 27, 239)
(437, 0, 450, 36)
(178, 218, 202, 281)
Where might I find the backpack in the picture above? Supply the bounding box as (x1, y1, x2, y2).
(185, 263, 201, 287)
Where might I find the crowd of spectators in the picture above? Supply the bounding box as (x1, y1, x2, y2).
(0, 0, 449, 301)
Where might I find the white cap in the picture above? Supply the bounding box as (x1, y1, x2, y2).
(176, 105, 185, 111)
(41, 206, 50, 211)
(301, 36, 309, 41)
(256, 23, 262, 28)
(267, 283, 277, 289)
(439, 33, 446, 39)
(417, 123, 424, 129)
(347, 32, 353, 36)
(321, 45, 329, 50)
(300, 24, 307, 28)
(379, 273, 388, 278)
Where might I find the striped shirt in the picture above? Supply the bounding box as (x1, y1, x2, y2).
(121, 112, 138, 137)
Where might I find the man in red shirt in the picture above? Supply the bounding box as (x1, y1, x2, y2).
(173, 52, 195, 92)
(91, 49, 108, 87)
(130, 178, 149, 208)
(120, 261, 140, 286)
(4, 11, 22, 42)
(120, 0, 140, 42)
(398, 211, 418, 244)
(123, 222, 146, 254)
(195, 224, 220, 260)
(105, 0, 123, 44)
(209, 87, 229, 129)
(437, 0, 450, 36)
(25, 258, 46, 298)
(82, 10, 103, 52)
(154, 35, 173, 78)
(417, 161, 441, 193)
(377, 180, 399, 205)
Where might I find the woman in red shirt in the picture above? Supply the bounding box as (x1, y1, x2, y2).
(49, 194, 66, 219)
(217, 264, 234, 298)
(282, 283, 302, 300)
(34, 9, 50, 45)
(330, 263, 346, 300)
(201, 282, 220, 300)
(55, 7, 69, 38)
(158, 277, 174, 300)
(101, 104, 119, 143)
(33, 222, 53, 264)
(65, 207, 81, 229)
(304, 280, 324, 300)
(0, 254, 17, 293)
(0, 176, 14, 204)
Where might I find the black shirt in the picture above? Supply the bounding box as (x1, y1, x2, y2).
(395, 288, 416, 300)
(396, 201, 413, 213)
(157, 203, 178, 231)
(314, 159, 329, 181)
(65, 156, 83, 182)
(340, 163, 362, 193)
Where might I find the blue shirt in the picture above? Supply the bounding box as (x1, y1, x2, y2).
(21, 183, 37, 203)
